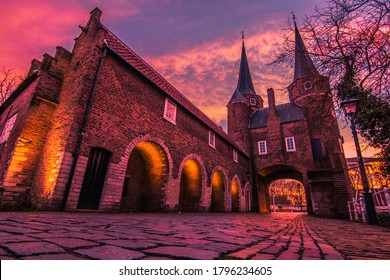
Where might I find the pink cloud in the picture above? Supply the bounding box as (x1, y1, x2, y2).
(0, 0, 377, 159)
(0, 0, 88, 73)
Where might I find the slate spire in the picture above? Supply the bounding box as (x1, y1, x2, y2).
(293, 15, 319, 81)
(228, 32, 256, 104)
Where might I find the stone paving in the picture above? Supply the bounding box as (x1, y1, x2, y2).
(0, 212, 388, 260)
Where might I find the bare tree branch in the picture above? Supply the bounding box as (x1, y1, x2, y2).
(0, 66, 22, 106)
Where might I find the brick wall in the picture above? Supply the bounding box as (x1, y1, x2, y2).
(61, 51, 250, 212)
(0, 78, 39, 206)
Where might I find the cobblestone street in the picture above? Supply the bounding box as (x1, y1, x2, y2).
(0, 212, 388, 260)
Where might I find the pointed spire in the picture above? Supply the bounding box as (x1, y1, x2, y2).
(228, 32, 256, 104)
(293, 14, 319, 81)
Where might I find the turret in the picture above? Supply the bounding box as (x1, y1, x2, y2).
(288, 16, 344, 168)
(227, 33, 263, 153)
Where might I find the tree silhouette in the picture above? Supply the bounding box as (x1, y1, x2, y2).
(0, 66, 22, 106)
(273, 0, 390, 175)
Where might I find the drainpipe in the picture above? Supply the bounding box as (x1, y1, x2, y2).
(61, 45, 108, 211)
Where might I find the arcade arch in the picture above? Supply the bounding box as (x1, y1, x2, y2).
(120, 140, 169, 212)
(210, 168, 228, 212)
(231, 175, 241, 212)
(178, 155, 206, 212)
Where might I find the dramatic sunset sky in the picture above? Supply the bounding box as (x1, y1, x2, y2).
(0, 0, 378, 158)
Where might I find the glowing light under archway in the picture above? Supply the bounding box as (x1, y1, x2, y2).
(211, 170, 226, 212)
(120, 141, 168, 212)
(231, 177, 240, 212)
(179, 158, 202, 212)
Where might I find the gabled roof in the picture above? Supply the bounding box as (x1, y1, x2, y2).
(293, 20, 319, 81)
(249, 102, 305, 129)
(228, 36, 256, 105)
(102, 26, 248, 156)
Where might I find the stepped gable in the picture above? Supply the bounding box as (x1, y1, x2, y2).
(102, 26, 247, 156)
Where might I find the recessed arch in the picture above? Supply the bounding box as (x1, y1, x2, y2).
(119, 138, 171, 212)
(177, 154, 206, 212)
(231, 175, 241, 212)
(210, 166, 228, 212)
(257, 165, 306, 213)
(121, 134, 173, 177)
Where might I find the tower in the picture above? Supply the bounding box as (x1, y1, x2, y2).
(287, 17, 353, 217)
(227, 33, 263, 154)
(287, 17, 344, 170)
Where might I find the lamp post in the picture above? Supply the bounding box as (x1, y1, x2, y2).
(341, 97, 378, 224)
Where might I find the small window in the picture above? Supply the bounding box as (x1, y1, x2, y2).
(209, 131, 216, 148)
(233, 149, 238, 163)
(250, 98, 256, 105)
(258, 141, 267, 155)
(304, 81, 312, 90)
(285, 137, 296, 152)
(0, 113, 18, 144)
(311, 138, 323, 160)
(163, 98, 177, 124)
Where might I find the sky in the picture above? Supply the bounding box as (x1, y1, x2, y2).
(0, 0, 378, 158)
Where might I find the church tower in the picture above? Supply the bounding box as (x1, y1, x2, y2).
(227, 34, 263, 154)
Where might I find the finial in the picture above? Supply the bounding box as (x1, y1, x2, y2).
(241, 31, 245, 41)
(292, 12, 297, 28)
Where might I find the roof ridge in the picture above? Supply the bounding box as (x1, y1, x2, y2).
(102, 24, 181, 95)
(101, 24, 246, 154)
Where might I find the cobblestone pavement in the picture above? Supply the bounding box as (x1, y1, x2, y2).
(0, 212, 388, 260)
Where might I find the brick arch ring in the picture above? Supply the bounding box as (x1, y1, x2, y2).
(230, 174, 242, 193)
(210, 166, 229, 189)
(243, 181, 251, 195)
(118, 134, 174, 177)
(177, 153, 208, 204)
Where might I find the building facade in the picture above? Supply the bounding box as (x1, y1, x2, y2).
(0, 9, 353, 218)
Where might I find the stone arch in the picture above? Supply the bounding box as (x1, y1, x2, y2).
(231, 174, 241, 212)
(177, 154, 207, 212)
(257, 164, 307, 213)
(121, 134, 173, 177)
(210, 166, 228, 212)
(118, 135, 173, 212)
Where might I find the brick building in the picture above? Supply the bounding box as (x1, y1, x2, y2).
(0, 9, 353, 218)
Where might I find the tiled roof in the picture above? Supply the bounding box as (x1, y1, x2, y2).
(102, 26, 248, 156)
(228, 39, 257, 105)
(293, 23, 319, 81)
(249, 102, 305, 129)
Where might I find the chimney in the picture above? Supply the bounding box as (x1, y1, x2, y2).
(267, 88, 276, 112)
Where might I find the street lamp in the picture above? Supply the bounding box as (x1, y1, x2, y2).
(341, 97, 378, 224)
